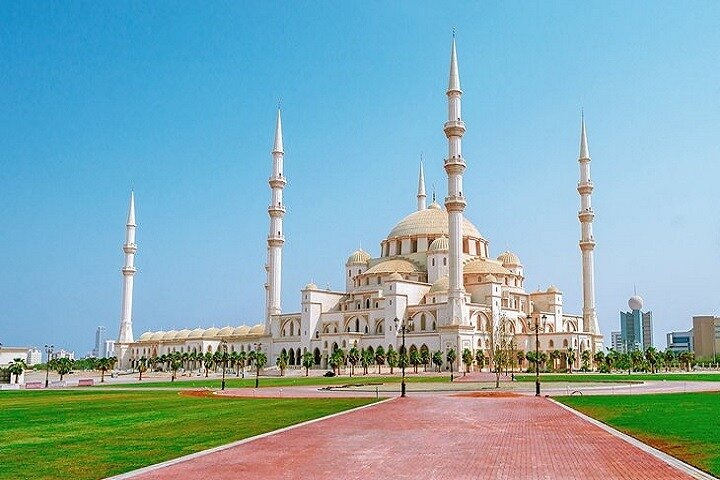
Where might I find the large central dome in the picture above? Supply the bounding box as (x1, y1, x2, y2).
(387, 201, 483, 239)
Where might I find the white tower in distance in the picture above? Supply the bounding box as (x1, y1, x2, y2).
(417, 161, 427, 211)
(116, 191, 137, 368)
(265, 109, 286, 332)
(443, 35, 467, 326)
(577, 114, 599, 334)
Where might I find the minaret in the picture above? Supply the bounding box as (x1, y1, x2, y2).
(443, 36, 467, 325)
(265, 109, 286, 331)
(118, 191, 136, 346)
(417, 160, 427, 211)
(577, 113, 599, 334)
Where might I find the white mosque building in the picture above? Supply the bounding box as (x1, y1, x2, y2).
(115, 38, 603, 371)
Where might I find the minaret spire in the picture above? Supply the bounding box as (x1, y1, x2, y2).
(443, 34, 468, 326)
(577, 113, 599, 335)
(116, 191, 137, 368)
(417, 159, 427, 210)
(266, 108, 286, 331)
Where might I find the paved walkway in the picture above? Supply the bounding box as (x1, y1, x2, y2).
(127, 394, 696, 480)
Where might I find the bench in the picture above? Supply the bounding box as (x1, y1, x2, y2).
(50, 381, 66, 388)
(25, 381, 43, 389)
(78, 379, 94, 387)
(0, 384, 21, 390)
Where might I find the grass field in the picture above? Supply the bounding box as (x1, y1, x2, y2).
(105, 374, 451, 389)
(515, 373, 720, 383)
(0, 389, 376, 480)
(559, 392, 720, 476)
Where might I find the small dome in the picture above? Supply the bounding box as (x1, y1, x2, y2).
(346, 249, 371, 265)
(202, 327, 220, 339)
(189, 328, 205, 338)
(150, 331, 166, 341)
(428, 236, 449, 253)
(428, 275, 449, 294)
(483, 274, 498, 283)
(547, 285, 560, 293)
(497, 251, 521, 266)
(463, 258, 511, 276)
(388, 272, 403, 281)
(138, 332, 153, 342)
(217, 326, 235, 337)
(304, 282, 318, 290)
(249, 324, 265, 334)
(175, 329, 191, 340)
(365, 259, 418, 275)
(629, 295, 644, 311)
(233, 325, 251, 336)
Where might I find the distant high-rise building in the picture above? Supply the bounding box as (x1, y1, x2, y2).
(93, 326, 106, 357)
(51, 349, 75, 361)
(610, 331, 623, 352)
(666, 329, 693, 353)
(26, 347, 42, 365)
(104, 340, 116, 358)
(620, 294, 653, 351)
(692, 315, 720, 360)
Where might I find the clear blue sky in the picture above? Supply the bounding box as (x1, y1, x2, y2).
(2, 1, 719, 354)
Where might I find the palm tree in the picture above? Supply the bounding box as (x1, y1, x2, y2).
(7, 358, 27, 384)
(276, 351, 289, 376)
(538, 352, 548, 372)
(229, 351, 239, 376)
(329, 349, 343, 375)
(663, 349, 676, 372)
(630, 350, 644, 372)
(237, 350, 247, 377)
(203, 352, 213, 377)
(386, 348, 399, 374)
(97, 357, 113, 383)
(446, 348, 457, 381)
(580, 350, 591, 372)
(432, 350, 443, 372)
(593, 351, 605, 371)
(515, 350, 524, 371)
(255, 351, 268, 387)
(53, 357, 73, 381)
(462, 348, 473, 375)
(644, 347, 659, 374)
(420, 348, 430, 372)
(361, 349, 373, 375)
(374, 346, 386, 374)
(566, 347, 576, 374)
(679, 351, 694, 372)
(410, 349, 422, 374)
(137, 357, 148, 381)
(475, 349, 486, 371)
(170, 353, 183, 382)
(302, 351, 314, 376)
(347, 347, 360, 377)
(549, 350, 561, 372)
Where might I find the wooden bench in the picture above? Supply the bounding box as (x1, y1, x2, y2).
(78, 379, 94, 387)
(25, 381, 43, 389)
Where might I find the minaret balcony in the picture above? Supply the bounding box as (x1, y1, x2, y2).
(579, 239, 596, 250)
(123, 243, 137, 254)
(268, 204, 287, 216)
(578, 209, 595, 222)
(444, 195, 467, 212)
(122, 266, 137, 275)
(268, 176, 287, 188)
(268, 235, 285, 246)
(443, 120, 466, 137)
(577, 181, 594, 195)
(443, 157, 466, 174)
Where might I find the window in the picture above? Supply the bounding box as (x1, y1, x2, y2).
(355, 318, 360, 332)
(420, 314, 426, 331)
(348, 270, 352, 277)
(366, 299, 370, 308)
(432, 258, 435, 267)
(443, 257, 447, 266)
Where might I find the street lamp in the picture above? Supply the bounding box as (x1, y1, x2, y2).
(220, 339, 228, 391)
(528, 315, 545, 396)
(393, 317, 407, 398)
(253, 342, 262, 388)
(44, 344, 54, 388)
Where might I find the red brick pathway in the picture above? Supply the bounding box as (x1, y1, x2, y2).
(130, 395, 693, 479)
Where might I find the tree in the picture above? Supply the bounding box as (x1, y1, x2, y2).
(663, 349, 676, 372)
(237, 350, 247, 377)
(347, 347, 360, 377)
(410, 349, 422, 374)
(276, 351, 289, 376)
(462, 348, 473, 374)
(55, 357, 73, 381)
(361, 349, 373, 375)
(386, 348, 399, 374)
(7, 358, 27, 384)
(593, 351, 605, 371)
(446, 348, 457, 381)
(549, 350, 562, 372)
(96, 357, 114, 383)
(203, 352, 213, 377)
(630, 350, 644, 372)
(525, 351, 537, 373)
(137, 357, 148, 381)
(580, 350, 591, 372)
(302, 351, 314, 376)
(374, 346, 386, 374)
(169, 353, 183, 382)
(432, 350, 443, 372)
(329, 349, 344, 375)
(644, 347, 659, 374)
(420, 348, 430, 372)
(475, 349, 487, 371)
(679, 351, 694, 372)
(515, 350, 525, 371)
(255, 351, 268, 387)
(565, 347, 576, 374)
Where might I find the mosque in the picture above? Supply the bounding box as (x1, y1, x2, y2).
(115, 38, 603, 371)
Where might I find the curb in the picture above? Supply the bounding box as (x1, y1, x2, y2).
(549, 398, 718, 480)
(105, 396, 396, 479)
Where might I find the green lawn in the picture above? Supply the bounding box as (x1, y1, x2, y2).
(515, 373, 720, 383)
(0, 389, 375, 480)
(558, 392, 720, 476)
(105, 374, 451, 389)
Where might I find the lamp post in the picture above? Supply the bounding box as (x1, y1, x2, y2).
(220, 339, 228, 391)
(393, 317, 407, 397)
(528, 315, 543, 396)
(44, 344, 54, 388)
(253, 342, 262, 388)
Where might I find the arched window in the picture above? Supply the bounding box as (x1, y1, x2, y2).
(420, 314, 426, 331)
(366, 299, 370, 309)
(355, 318, 360, 332)
(549, 340, 555, 348)
(432, 321, 436, 330)
(432, 258, 436, 267)
(364, 325, 368, 333)
(443, 257, 447, 266)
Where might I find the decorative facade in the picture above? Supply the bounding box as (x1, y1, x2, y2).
(116, 38, 603, 371)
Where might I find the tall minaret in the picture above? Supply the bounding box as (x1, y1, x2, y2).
(118, 191, 136, 346)
(443, 36, 467, 326)
(265, 109, 286, 331)
(577, 114, 599, 334)
(417, 160, 427, 211)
